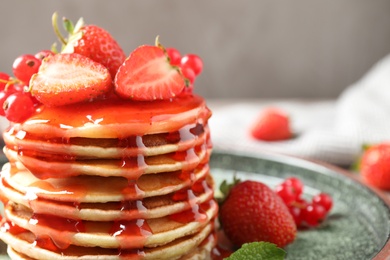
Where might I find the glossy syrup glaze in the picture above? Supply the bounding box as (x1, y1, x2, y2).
(14, 94, 211, 138)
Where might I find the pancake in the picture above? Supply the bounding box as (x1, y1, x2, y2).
(4, 200, 218, 249)
(13, 95, 211, 139)
(1, 222, 215, 260)
(3, 124, 210, 158)
(1, 163, 210, 203)
(1, 174, 215, 221)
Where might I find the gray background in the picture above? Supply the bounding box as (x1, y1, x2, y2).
(1, 0, 390, 99)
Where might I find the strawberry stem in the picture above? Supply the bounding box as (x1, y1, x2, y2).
(52, 12, 67, 45)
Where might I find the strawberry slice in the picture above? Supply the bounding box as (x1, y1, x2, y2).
(114, 45, 186, 101)
(30, 53, 112, 107)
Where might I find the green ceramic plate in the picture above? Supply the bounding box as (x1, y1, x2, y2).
(210, 151, 390, 260)
(0, 152, 389, 259)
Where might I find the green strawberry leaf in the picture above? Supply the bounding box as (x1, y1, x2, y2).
(219, 175, 240, 199)
(226, 242, 286, 260)
(63, 18, 74, 34)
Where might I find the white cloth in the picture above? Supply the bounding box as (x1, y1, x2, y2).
(209, 53, 390, 166)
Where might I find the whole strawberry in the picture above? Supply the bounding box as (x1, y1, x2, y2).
(250, 107, 292, 141)
(360, 143, 390, 190)
(53, 13, 126, 79)
(219, 180, 296, 248)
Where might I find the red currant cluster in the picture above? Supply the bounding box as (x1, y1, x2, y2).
(166, 48, 203, 94)
(275, 177, 333, 229)
(0, 50, 53, 123)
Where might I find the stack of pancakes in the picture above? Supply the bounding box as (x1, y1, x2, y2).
(0, 95, 217, 259)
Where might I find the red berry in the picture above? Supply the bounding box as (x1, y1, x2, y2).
(275, 184, 297, 205)
(0, 72, 11, 91)
(360, 143, 390, 190)
(35, 50, 55, 60)
(114, 45, 186, 101)
(30, 53, 112, 107)
(312, 192, 333, 212)
(181, 66, 196, 84)
(0, 91, 12, 116)
(250, 107, 292, 141)
(166, 48, 181, 66)
(5, 83, 24, 94)
(181, 54, 203, 76)
(12, 54, 42, 84)
(301, 203, 327, 227)
(284, 177, 304, 197)
(220, 180, 296, 248)
(3, 92, 35, 122)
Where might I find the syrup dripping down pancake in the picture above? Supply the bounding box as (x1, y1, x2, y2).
(4, 200, 217, 249)
(4, 144, 210, 179)
(1, 163, 210, 203)
(13, 95, 211, 139)
(0, 222, 215, 260)
(4, 124, 210, 159)
(1, 174, 215, 221)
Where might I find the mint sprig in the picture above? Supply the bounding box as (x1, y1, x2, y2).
(226, 242, 286, 260)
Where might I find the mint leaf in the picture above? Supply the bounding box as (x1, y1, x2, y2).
(226, 242, 286, 260)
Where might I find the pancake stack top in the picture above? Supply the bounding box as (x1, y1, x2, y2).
(0, 15, 217, 260)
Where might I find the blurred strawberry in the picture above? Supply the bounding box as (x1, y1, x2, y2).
(360, 143, 390, 190)
(219, 180, 297, 248)
(250, 107, 292, 141)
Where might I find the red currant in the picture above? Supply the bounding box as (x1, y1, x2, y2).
(34, 50, 54, 60)
(166, 48, 181, 66)
(12, 54, 42, 84)
(312, 192, 333, 212)
(181, 54, 203, 76)
(3, 92, 35, 122)
(0, 72, 11, 91)
(283, 177, 304, 197)
(275, 184, 297, 205)
(181, 66, 196, 84)
(301, 203, 327, 227)
(0, 91, 12, 116)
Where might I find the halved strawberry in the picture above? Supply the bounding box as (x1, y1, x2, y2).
(53, 13, 126, 79)
(30, 53, 112, 107)
(114, 45, 186, 101)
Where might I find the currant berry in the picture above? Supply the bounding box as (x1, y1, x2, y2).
(0, 91, 12, 116)
(166, 48, 181, 66)
(0, 72, 11, 91)
(275, 184, 297, 206)
(283, 177, 304, 197)
(301, 203, 327, 227)
(35, 50, 54, 60)
(181, 54, 203, 76)
(312, 192, 333, 212)
(12, 54, 42, 84)
(3, 92, 35, 122)
(181, 66, 196, 84)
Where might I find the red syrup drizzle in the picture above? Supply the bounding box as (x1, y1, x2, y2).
(29, 213, 85, 250)
(169, 178, 212, 224)
(110, 219, 152, 249)
(0, 220, 27, 235)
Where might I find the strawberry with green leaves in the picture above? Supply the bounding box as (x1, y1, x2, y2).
(219, 179, 297, 248)
(53, 12, 126, 79)
(30, 53, 112, 107)
(114, 39, 187, 101)
(251, 107, 292, 141)
(360, 143, 390, 190)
